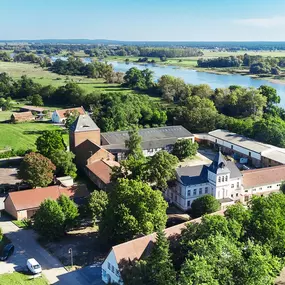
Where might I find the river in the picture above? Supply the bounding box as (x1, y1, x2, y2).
(50, 56, 285, 107)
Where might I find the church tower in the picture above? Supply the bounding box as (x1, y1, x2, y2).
(69, 114, 101, 153)
(207, 151, 231, 199)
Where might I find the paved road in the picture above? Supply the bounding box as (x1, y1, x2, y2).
(0, 218, 95, 285)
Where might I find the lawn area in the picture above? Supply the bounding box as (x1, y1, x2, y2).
(0, 122, 69, 151)
(0, 272, 48, 285)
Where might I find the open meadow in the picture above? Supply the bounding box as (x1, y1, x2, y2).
(0, 121, 69, 151)
(0, 272, 48, 285)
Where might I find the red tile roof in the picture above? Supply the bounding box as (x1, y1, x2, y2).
(6, 185, 89, 211)
(242, 165, 285, 189)
(56, 107, 85, 120)
(112, 210, 224, 266)
(12, 111, 34, 120)
(86, 159, 120, 184)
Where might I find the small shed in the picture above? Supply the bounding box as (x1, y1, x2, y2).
(11, 111, 35, 123)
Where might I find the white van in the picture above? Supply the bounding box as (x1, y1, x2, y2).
(27, 258, 42, 274)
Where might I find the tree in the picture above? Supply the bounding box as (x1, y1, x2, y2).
(57, 194, 79, 230)
(33, 199, 65, 240)
(280, 181, 285, 194)
(123, 67, 153, 90)
(50, 150, 77, 178)
(146, 151, 179, 190)
(30, 94, 44, 106)
(36, 130, 66, 158)
(89, 190, 109, 223)
(99, 179, 167, 245)
(18, 152, 56, 188)
(172, 139, 198, 160)
(191, 195, 221, 218)
(146, 229, 176, 285)
(64, 110, 80, 129)
(125, 128, 144, 159)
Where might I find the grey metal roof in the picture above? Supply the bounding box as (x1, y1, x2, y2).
(209, 129, 271, 153)
(70, 114, 99, 132)
(101, 126, 193, 146)
(262, 149, 285, 164)
(176, 165, 209, 185)
(102, 137, 179, 152)
(227, 161, 242, 178)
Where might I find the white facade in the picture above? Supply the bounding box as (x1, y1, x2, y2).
(51, 111, 62, 123)
(102, 249, 122, 284)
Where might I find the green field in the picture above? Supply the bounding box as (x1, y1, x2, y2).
(0, 272, 48, 285)
(0, 122, 69, 151)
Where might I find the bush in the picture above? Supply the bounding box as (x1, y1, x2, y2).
(191, 195, 221, 218)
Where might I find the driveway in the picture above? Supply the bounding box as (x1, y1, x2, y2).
(0, 218, 98, 284)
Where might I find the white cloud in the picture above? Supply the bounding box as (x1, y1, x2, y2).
(235, 16, 285, 28)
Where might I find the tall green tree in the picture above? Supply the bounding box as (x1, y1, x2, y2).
(50, 150, 77, 178)
(172, 139, 198, 160)
(146, 229, 176, 285)
(36, 130, 66, 158)
(146, 151, 179, 190)
(65, 109, 80, 129)
(99, 179, 167, 245)
(125, 128, 144, 159)
(89, 190, 109, 223)
(57, 194, 79, 231)
(18, 152, 56, 188)
(33, 199, 65, 240)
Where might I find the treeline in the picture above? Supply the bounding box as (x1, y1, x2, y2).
(0, 73, 166, 132)
(84, 46, 203, 58)
(197, 53, 284, 75)
(123, 195, 285, 285)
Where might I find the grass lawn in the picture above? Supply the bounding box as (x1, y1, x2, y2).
(0, 272, 48, 285)
(0, 122, 69, 151)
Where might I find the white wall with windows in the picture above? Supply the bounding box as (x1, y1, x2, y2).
(102, 250, 122, 284)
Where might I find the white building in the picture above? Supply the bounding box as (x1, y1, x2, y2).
(166, 151, 285, 210)
(51, 107, 85, 123)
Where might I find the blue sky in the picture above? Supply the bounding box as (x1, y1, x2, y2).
(2, 0, 285, 41)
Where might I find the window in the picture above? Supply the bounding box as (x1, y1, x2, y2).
(108, 263, 111, 270)
(205, 187, 208, 193)
(259, 187, 262, 190)
(277, 184, 280, 187)
(187, 190, 191, 196)
(193, 189, 197, 195)
(225, 176, 228, 182)
(245, 190, 248, 193)
(222, 176, 224, 182)
(218, 177, 221, 183)
(102, 269, 107, 278)
(253, 188, 256, 192)
(187, 200, 191, 207)
(267, 185, 272, 189)
(231, 184, 234, 188)
(231, 145, 233, 149)
(249, 152, 251, 157)
(199, 188, 202, 195)
(215, 139, 217, 143)
(116, 269, 120, 277)
(237, 182, 240, 188)
(231, 194, 233, 198)
(112, 265, 115, 273)
(236, 193, 239, 197)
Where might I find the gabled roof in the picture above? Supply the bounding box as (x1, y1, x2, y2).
(208, 151, 230, 175)
(12, 111, 34, 120)
(86, 159, 120, 184)
(101, 126, 193, 146)
(111, 211, 224, 267)
(55, 107, 85, 120)
(21, 105, 46, 112)
(5, 185, 89, 211)
(70, 114, 99, 132)
(242, 165, 285, 189)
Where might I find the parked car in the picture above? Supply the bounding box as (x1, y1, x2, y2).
(0, 244, 14, 261)
(27, 258, 42, 274)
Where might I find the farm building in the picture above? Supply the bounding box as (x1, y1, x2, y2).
(11, 111, 35, 123)
(52, 106, 85, 123)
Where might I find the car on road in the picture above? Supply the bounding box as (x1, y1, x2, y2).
(27, 258, 42, 274)
(0, 243, 14, 261)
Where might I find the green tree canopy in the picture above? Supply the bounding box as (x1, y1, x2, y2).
(50, 150, 77, 178)
(172, 139, 198, 161)
(33, 199, 65, 240)
(36, 130, 66, 158)
(125, 128, 144, 159)
(57, 194, 79, 231)
(89, 190, 109, 223)
(65, 109, 80, 129)
(99, 179, 167, 245)
(146, 150, 179, 190)
(18, 152, 56, 188)
(190, 195, 221, 218)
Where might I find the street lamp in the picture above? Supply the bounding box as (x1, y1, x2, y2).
(68, 248, 73, 268)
